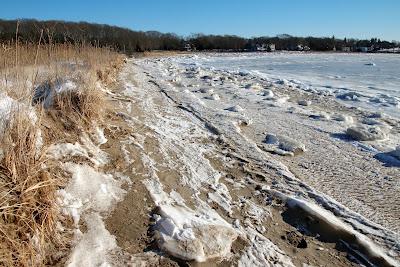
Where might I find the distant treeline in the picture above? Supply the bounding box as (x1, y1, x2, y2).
(0, 19, 398, 53)
(0, 19, 182, 52)
(189, 34, 399, 52)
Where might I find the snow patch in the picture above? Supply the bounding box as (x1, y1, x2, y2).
(48, 143, 89, 161)
(61, 163, 126, 214)
(94, 127, 108, 145)
(66, 213, 117, 267)
(51, 131, 126, 266)
(0, 93, 15, 125)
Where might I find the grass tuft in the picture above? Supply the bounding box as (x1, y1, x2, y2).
(54, 76, 106, 127)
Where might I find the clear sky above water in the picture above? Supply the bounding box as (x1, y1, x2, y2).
(1, 0, 399, 41)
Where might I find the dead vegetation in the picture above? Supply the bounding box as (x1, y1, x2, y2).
(0, 108, 59, 266)
(0, 35, 124, 266)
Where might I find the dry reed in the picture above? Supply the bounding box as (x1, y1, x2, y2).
(0, 29, 124, 266)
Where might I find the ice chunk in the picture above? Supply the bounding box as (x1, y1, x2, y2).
(199, 88, 214, 94)
(154, 204, 238, 262)
(227, 105, 244, 112)
(238, 70, 249, 76)
(277, 136, 306, 154)
(346, 125, 388, 141)
(263, 90, 274, 98)
(57, 189, 83, 226)
(206, 94, 220, 100)
(309, 112, 331, 120)
(276, 79, 288, 85)
(265, 133, 279, 145)
(238, 117, 253, 126)
(244, 83, 263, 90)
(275, 96, 289, 105)
(298, 100, 312, 106)
(264, 133, 306, 155)
(368, 112, 385, 119)
(334, 114, 354, 124)
(337, 92, 363, 101)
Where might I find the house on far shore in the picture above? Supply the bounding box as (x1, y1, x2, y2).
(256, 43, 276, 52)
(267, 43, 276, 52)
(342, 46, 351, 52)
(184, 43, 195, 51)
(256, 43, 268, 51)
(290, 44, 310, 51)
(267, 44, 276, 52)
(358, 46, 372, 52)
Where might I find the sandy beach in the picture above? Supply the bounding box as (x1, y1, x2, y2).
(91, 53, 400, 266)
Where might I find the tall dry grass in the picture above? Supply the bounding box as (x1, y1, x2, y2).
(0, 108, 57, 266)
(0, 36, 124, 266)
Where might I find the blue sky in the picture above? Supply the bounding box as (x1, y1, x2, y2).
(1, 0, 399, 41)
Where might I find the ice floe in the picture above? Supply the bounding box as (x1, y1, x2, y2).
(346, 125, 388, 141)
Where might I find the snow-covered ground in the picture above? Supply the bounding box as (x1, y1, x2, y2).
(109, 54, 400, 266)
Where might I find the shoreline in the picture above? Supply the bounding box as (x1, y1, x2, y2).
(101, 54, 399, 265)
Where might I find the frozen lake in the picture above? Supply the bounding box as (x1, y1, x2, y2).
(177, 52, 400, 117)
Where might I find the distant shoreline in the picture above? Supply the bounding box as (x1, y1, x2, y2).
(135, 50, 400, 58)
(1, 19, 399, 55)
